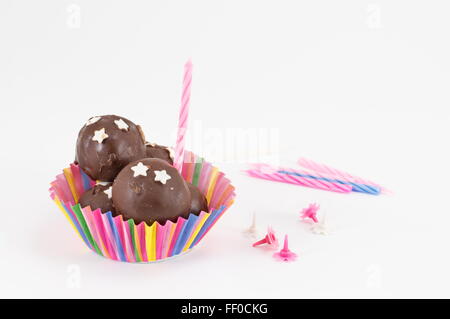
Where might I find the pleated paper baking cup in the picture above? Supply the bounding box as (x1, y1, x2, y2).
(49, 150, 235, 263)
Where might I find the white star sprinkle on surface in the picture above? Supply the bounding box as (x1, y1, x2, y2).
(131, 162, 149, 177)
(92, 128, 109, 144)
(311, 218, 331, 235)
(154, 170, 172, 184)
(86, 116, 101, 126)
(114, 119, 129, 131)
(243, 213, 259, 239)
(103, 186, 112, 199)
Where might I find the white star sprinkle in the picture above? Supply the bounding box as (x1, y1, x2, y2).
(103, 186, 112, 199)
(311, 217, 331, 235)
(154, 170, 171, 184)
(92, 128, 109, 144)
(166, 147, 175, 161)
(131, 162, 149, 177)
(114, 119, 129, 131)
(86, 116, 101, 126)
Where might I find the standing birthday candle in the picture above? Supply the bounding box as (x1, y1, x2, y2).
(174, 59, 193, 173)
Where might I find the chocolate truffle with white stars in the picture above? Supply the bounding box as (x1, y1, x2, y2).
(76, 115, 146, 181)
(78, 184, 116, 215)
(112, 158, 191, 225)
(187, 182, 209, 215)
(145, 142, 174, 165)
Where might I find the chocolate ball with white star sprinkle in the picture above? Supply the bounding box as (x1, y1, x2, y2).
(145, 142, 174, 165)
(112, 158, 191, 225)
(76, 115, 146, 181)
(78, 184, 116, 215)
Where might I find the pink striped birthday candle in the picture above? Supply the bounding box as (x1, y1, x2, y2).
(297, 157, 383, 190)
(174, 59, 193, 173)
(245, 168, 352, 193)
(251, 163, 352, 193)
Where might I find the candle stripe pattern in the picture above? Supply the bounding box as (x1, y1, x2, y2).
(245, 169, 352, 193)
(246, 162, 382, 195)
(297, 157, 383, 190)
(174, 60, 193, 173)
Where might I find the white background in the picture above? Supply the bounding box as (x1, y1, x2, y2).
(0, 0, 449, 298)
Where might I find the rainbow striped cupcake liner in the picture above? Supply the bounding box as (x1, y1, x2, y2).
(49, 150, 235, 263)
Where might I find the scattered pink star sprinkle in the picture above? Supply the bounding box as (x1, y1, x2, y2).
(273, 235, 297, 262)
(252, 226, 279, 249)
(300, 203, 320, 223)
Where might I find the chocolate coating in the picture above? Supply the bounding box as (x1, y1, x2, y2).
(76, 115, 146, 182)
(145, 143, 174, 165)
(187, 183, 208, 214)
(79, 184, 116, 214)
(112, 158, 191, 225)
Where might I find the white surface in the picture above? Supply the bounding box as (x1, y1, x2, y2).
(1, 1, 449, 298)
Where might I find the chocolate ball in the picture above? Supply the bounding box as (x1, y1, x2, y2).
(112, 158, 191, 225)
(145, 142, 174, 165)
(76, 115, 146, 181)
(79, 184, 115, 214)
(187, 183, 208, 214)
